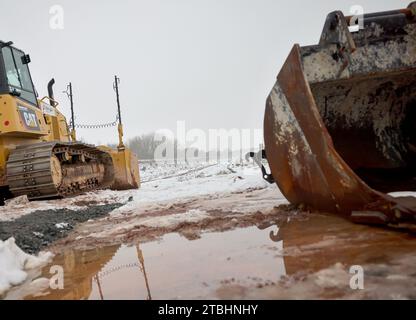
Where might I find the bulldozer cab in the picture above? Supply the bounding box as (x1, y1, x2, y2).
(0, 41, 140, 200)
(0, 41, 38, 107)
(264, 2, 416, 227)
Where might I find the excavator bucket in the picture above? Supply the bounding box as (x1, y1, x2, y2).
(264, 3, 416, 227)
(98, 146, 140, 190)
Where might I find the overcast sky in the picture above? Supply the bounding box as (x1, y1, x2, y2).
(1, 0, 408, 145)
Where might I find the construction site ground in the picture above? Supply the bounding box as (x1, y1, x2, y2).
(1, 162, 416, 300)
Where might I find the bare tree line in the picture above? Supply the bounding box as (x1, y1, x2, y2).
(108, 132, 253, 163)
(120, 133, 199, 162)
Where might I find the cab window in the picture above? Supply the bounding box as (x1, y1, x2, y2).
(2, 46, 37, 106)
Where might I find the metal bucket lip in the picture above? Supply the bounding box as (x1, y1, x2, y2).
(264, 44, 416, 227)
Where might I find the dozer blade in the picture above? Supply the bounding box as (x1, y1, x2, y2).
(264, 2, 416, 227)
(98, 146, 140, 190)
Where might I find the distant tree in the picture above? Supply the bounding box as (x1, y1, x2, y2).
(124, 133, 201, 163)
(127, 133, 160, 160)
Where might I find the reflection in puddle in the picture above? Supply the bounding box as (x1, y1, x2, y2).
(27, 226, 284, 300)
(22, 212, 416, 300)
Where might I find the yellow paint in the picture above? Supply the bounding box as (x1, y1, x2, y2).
(0, 94, 71, 187)
(98, 146, 140, 190)
(0, 95, 48, 136)
(117, 123, 125, 150)
(0, 93, 140, 192)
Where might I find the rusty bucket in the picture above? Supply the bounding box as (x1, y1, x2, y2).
(264, 3, 416, 227)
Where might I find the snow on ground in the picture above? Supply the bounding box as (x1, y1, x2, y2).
(139, 161, 211, 182)
(0, 161, 285, 223)
(112, 162, 282, 215)
(0, 238, 53, 296)
(1, 160, 414, 225)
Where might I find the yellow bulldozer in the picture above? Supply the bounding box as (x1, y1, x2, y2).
(0, 40, 140, 203)
(262, 3, 416, 228)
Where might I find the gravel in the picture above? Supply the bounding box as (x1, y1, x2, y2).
(0, 203, 123, 254)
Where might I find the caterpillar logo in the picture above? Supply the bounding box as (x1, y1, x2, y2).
(18, 106, 40, 131)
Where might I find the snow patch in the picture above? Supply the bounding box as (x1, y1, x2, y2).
(0, 238, 53, 296)
(55, 223, 70, 229)
(139, 209, 209, 228)
(4, 195, 29, 207)
(313, 263, 350, 289)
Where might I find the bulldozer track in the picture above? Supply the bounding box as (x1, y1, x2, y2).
(6, 142, 115, 200)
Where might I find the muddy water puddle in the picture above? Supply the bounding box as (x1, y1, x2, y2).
(22, 213, 416, 300)
(25, 226, 285, 300)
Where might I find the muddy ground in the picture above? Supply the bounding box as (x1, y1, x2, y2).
(12, 203, 416, 300)
(3, 163, 416, 300)
(47, 188, 295, 252)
